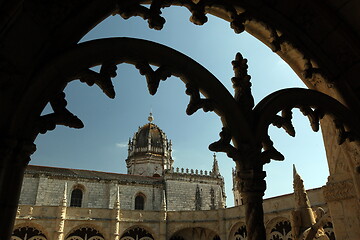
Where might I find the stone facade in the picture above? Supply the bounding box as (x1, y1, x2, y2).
(12, 116, 336, 240)
(14, 187, 334, 240)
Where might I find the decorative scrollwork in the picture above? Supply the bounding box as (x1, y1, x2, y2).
(116, 0, 166, 30)
(261, 136, 284, 164)
(115, 0, 249, 34)
(135, 62, 171, 95)
(113, 0, 333, 94)
(36, 92, 84, 134)
(78, 62, 117, 99)
(185, 83, 214, 115)
(333, 119, 357, 145)
(209, 127, 239, 160)
(271, 109, 295, 137)
(299, 106, 321, 132)
(303, 58, 322, 80)
(268, 27, 284, 53)
(255, 88, 360, 162)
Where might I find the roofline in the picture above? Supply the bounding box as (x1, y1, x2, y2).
(26, 164, 163, 180)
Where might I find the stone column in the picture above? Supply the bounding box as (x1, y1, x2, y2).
(0, 138, 36, 240)
(112, 186, 121, 240)
(321, 117, 360, 240)
(159, 190, 167, 240)
(56, 183, 67, 240)
(217, 208, 227, 240)
(237, 169, 267, 240)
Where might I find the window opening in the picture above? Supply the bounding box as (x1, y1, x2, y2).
(70, 188, 83, 207)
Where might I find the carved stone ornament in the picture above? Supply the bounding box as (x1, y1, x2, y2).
(185, 83, 214, 115)
(323, 179, 356, 202)
(136, 62, 171, 95)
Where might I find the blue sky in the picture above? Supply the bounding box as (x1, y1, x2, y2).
(32, 7, 329, 207)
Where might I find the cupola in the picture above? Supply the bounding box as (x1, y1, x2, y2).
(126, 113, 173, 176)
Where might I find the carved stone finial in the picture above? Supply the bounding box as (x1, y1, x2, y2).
(293, 164, 311, 209)
(212, 153, 220, 177)
(148, 112, 154, 123)
(231, 52, 254, 114)
(293, 165, 316, 237)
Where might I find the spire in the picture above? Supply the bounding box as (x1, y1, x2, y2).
(293, 164, 311, 209)
(293, 164, 314, 216)
(61, 182, 67, 206)
(148, 112, 154, 123)
(292, 164, 316, 235)
(128, 138, 132, 154)
(212, 153, 220, 177)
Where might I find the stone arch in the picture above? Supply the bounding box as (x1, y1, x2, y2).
(11, 223, 49, 240)
(170, 227, 220, 240)
(265, 217, 292, 240)
(64, 225, 105, 240)
(1, 1, 360, 240)
(120, 226, 155, 240)
(228, 221, 247, 240)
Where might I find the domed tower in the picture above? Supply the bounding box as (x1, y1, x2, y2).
(126, 113, 174, 176)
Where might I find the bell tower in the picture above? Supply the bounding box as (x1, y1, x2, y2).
(126, 113, 173, 176)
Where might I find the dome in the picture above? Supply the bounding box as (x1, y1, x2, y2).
(126, 113, 174, 176)
(127, 113, 172, 158)
(135, 123, 164, 149)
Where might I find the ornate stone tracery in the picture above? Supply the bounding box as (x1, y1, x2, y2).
(20, 35, 359, 240)
(1, 1, 360, 240)
(65, 226, 104, 240)
(268, 220, 292, 240)
(234, 225, 247, 240)
(120, 227, 154, 240)
(11, 226, 47, 240)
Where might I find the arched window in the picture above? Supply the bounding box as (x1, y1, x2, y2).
(135, 194, 145, 210)
(70, 188, 83, 207)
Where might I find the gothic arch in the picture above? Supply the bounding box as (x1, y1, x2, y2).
(265, 217, 292, 240)
(11, 224, 48, 240)
(120, 226, 155, 240)
(228, 222, 247, 240)
(170, 227, 220, 240)
(1, 1, 360, 240)
(64, 225, 105, 240)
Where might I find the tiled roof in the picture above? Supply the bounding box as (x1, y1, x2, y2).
(25, 165, 164, 185)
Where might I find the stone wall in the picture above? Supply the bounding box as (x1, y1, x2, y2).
(164, 172, 225, 211)
(19, 176, 39, 205)
(19, 174, 164, 211)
